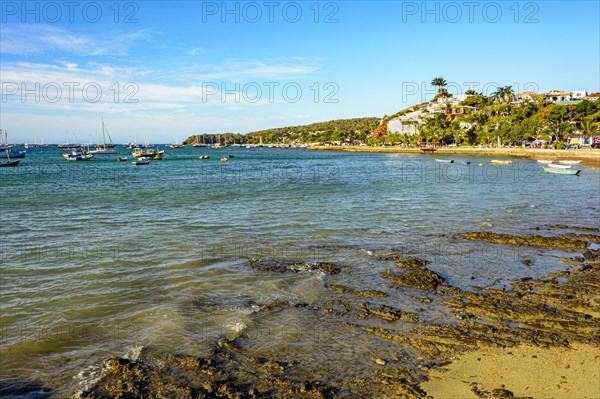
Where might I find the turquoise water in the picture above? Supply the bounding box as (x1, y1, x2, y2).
(1, 147, 599, 397)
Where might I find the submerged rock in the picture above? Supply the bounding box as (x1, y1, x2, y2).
(248, 258, 343, 275)
(80, 341, 338, 399)
(394, 257, 431, 268)
(326, 283, 387, 298)
(461, 232, 588, 249)
(383, 268, 445, 291)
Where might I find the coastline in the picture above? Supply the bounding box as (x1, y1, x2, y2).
(308, 145, 600, 166)
(79, 227, 600, 399)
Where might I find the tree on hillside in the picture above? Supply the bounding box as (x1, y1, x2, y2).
(465, 89, 477, 96)
(491, 86, 515, 104)
(431, 77, 447, 95)
(579, 118, 598, 139)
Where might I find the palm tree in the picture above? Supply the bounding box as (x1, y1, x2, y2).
(579, 118, 598, 141)
(436, 88, 452, 99)
(465, 89, 477, 96)
(491, 86, 515, 104)
(431, 77, 447, 94)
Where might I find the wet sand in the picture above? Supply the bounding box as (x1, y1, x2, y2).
(423, 343, 600, 399)
(309, 146, 600, 166)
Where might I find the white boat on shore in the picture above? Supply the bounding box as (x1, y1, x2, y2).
(548, 163, 572, 169)
(559, 160, 582, 165)
(536, 160, 554, 164)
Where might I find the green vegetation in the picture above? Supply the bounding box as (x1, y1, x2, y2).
(372, 77, 600, 147)
(183, 133, 246, 145)
(183, 78, 599, 147)
(183, 118, 380, 145)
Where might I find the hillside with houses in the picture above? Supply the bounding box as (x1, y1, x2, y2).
(184, 80, 599, 148)
(376, 79, 600, 148)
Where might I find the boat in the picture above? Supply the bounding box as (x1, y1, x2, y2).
(0, 149, 26, 158)
(131, 147, 164, 160)
(89, 121, 117, 154)
(458, 161, 471, 165)
(0, 130, 26, 158)
(132, 160, 150, 166)
(167, 138, 184, 148)
(548, 163, 572, 169)
(117, 157, 128, 162)
(199, 155, 210, 159)
(59, 131, 81, 150)
(543, 167, 581, 175)
(536, 160, 554, 164)
(491, 160, 512, 165)
(559, 160, 582, 165)
(435, 159, 453, 163)
(229, 154, 235, 158)
(0, 159, 20, 167)
(0, 147, 20, 167)
(66, 153, 92, 161)
(220, 156, 228, 162)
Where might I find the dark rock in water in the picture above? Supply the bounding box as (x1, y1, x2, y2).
(383, 268, 445, 290)
(376, 253, 401, 261)
(583, 249, 600, 262)
(80, 341, 338, 399)
(461, 232, 587, 250)
(549, 224, 600, 233)
(394, 257, 431, 268)
(326, 283, 387, 298)
(248, 258, 343, 275)
(560, 257, 585, 265)
(521, 259, 533, 267)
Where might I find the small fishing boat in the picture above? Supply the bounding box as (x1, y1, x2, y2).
(548, 163, 572, 169)
(117, 157, 128, 162)
(435, 159, 453, 163)
(132, 160, 149, 166)
(0, 130, 26, 158)
(131, 147, 164, 160)
(199, 155, 210, 159)
(0, 159, 20, 167)
(1, 147, 20, 167)
(220, 157, 228, 162)
(66, 153, 92, 162)
(559, 160, 582, 165)
(229, 154, 235, 158)
(0, 149, 26, 159)
(544, 167, 581, 175)
(536, 160, 554, 164)
(491, 160, 512, 165)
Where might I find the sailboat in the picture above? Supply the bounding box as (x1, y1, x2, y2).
(59, 131, 80, 150)
(0, 130, 26, 159)
(89, 121, 117, 154)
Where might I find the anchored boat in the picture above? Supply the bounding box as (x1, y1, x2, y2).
(131, 147, 164, 160)
(543, 167, 581, 175)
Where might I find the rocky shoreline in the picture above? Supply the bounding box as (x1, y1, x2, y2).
(78, 228, 600, 398)
(308, 146, 600, 167)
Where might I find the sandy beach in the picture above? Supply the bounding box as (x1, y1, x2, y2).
(309, 145, 600, 166)
(423, 343, 600, 399)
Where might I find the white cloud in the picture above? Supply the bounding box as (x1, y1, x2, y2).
(0, 24, 152, 56)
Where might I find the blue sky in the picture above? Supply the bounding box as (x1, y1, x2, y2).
(1, 1, 599, 143)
